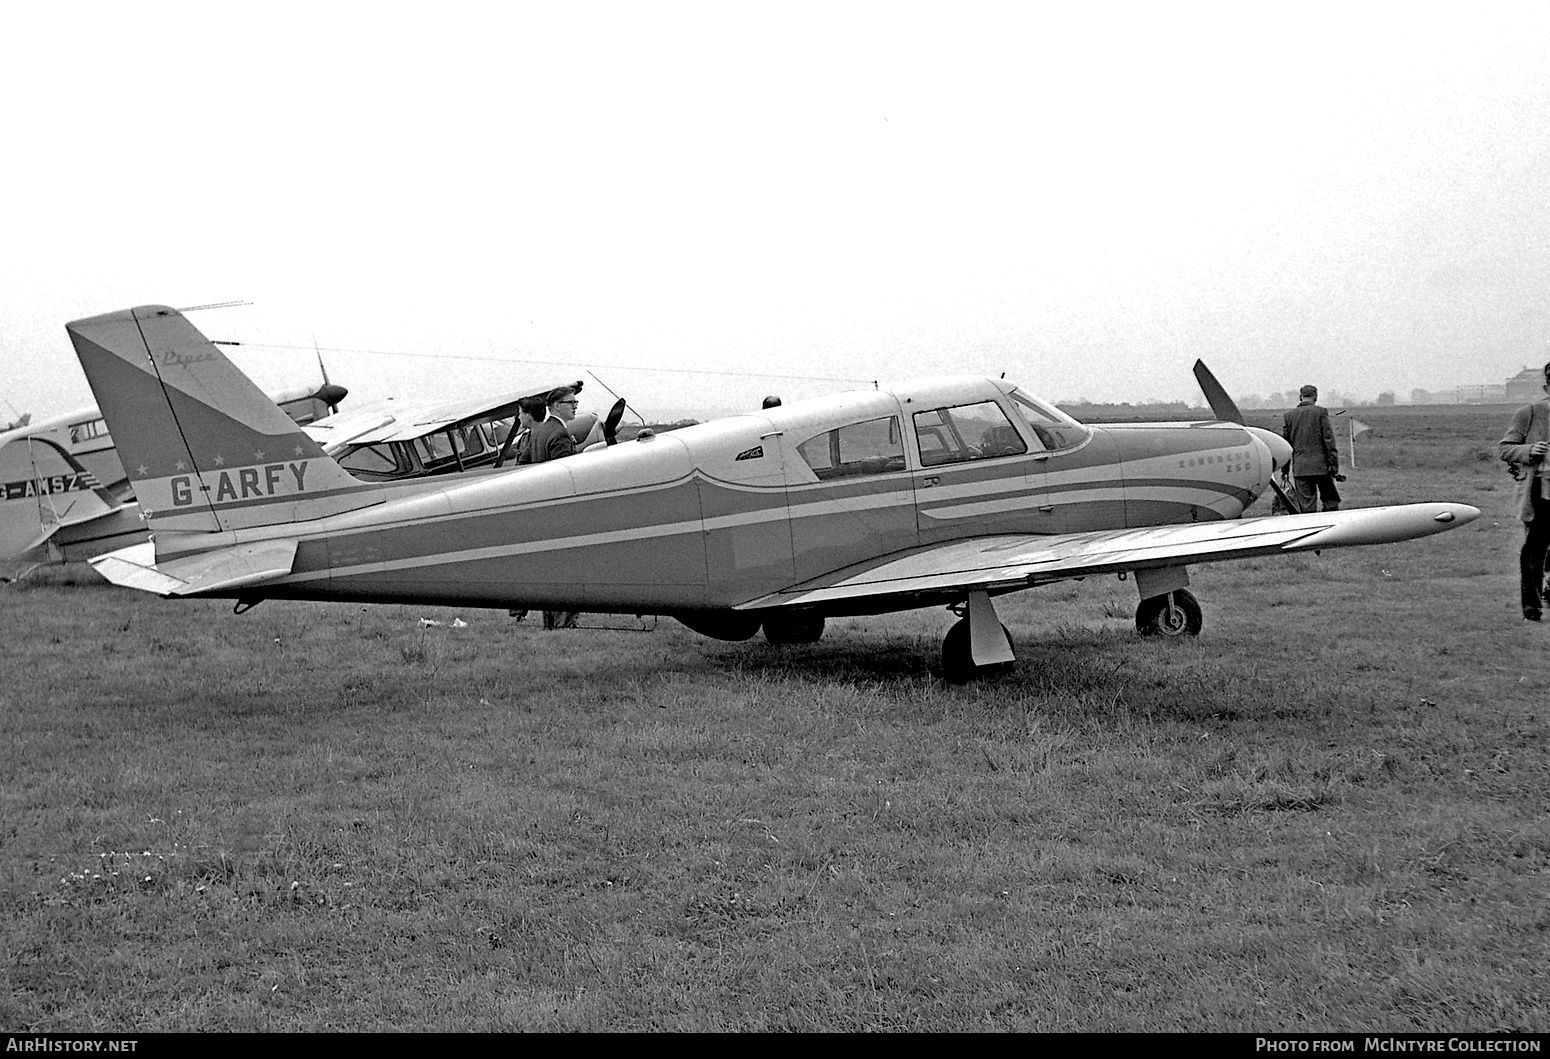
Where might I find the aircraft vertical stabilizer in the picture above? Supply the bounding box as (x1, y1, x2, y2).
(65, 306, 380, 533)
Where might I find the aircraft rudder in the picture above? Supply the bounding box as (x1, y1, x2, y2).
(66, 305, 369, 532)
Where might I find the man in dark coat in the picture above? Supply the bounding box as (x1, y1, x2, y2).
(1499, 363, 1550, 621)
(519, 386, 581, 628)
(516, 389, 576, 465)
(1281, 384, 1342, 513)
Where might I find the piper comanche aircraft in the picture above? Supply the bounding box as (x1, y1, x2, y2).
(0, 379, 345, 580)
(67, 304, 1479, 682)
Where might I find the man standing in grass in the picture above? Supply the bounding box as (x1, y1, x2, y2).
(1499, 362, 1550, 622)
(1281, 384, 1343, 513)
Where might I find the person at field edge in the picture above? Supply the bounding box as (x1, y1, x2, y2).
(1498, 361, 1550, 622)
(1281, 384, 1343, 513)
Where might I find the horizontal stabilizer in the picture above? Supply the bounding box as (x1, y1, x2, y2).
(90, 539, 298, 596)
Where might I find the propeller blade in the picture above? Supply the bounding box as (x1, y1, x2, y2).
(1193, 360, 1244, 425)
(603, 398, 626, 445)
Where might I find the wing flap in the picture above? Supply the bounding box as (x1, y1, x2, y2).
(741, 503, 1478, 610)
(90, 539, 299, 597)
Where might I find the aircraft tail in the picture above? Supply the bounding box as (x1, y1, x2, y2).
(65, 305, 379, 534)
(0, 430, 121, 567)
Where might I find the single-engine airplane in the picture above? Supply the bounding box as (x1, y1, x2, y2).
(0, 379, 346, 580)
(66, 304, 1479, 681)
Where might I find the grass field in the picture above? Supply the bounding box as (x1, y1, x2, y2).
(2, 407, 1547, 1031)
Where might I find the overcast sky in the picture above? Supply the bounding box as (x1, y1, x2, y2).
(4, 1, 1548, 424)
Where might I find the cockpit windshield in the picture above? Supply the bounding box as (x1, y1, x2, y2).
(1008, 389, 1091, 452)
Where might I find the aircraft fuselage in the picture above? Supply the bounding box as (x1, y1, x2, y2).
(147, 377, 1277, 617)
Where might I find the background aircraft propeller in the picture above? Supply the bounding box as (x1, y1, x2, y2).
(313, 344, 345, 414)
(312, 383, 348, 414)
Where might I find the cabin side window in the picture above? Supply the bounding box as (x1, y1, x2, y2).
(912, 401, 1029, 466)
(797, 416, 906, 480)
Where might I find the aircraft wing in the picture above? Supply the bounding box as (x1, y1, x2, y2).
(90, 539, 299, 597)
(739, 503, 1478, 610)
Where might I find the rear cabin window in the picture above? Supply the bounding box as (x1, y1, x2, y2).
(912, 401, 1028, 466)
(797, 416, 906, 480)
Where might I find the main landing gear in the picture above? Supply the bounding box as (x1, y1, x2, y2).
(762, 611, 826, 644)
(941, 590, 1016, 684)
(1135, 588, 1203, 637)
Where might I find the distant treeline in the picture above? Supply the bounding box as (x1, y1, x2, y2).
(1056, 401, 1207, 423)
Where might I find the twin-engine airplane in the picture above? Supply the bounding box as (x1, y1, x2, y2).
(66, 304, 1478, 681)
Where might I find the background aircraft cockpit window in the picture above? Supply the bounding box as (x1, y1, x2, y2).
(415, 432, 458, 467)
(457, 424, 487, 456)
(912, 401, 1028, 466)
(415, 426, 486, 469)
(481, 418, 514, 448)
(797, 416, 906, 480)
(337, 443, 403, 479)
(1009, 389, 1090, 451)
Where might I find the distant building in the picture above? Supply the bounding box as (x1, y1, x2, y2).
(1414, 372, 1523, 405)
(1507, 367, 1545, 403)
(1453, 383, 1507, 404)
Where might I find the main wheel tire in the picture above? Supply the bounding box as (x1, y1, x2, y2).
(672, 610, 763, 641)
(762, 613, 826, 644)
(1135, 589, 1203, 637)
(941, 619, 1014, 684)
